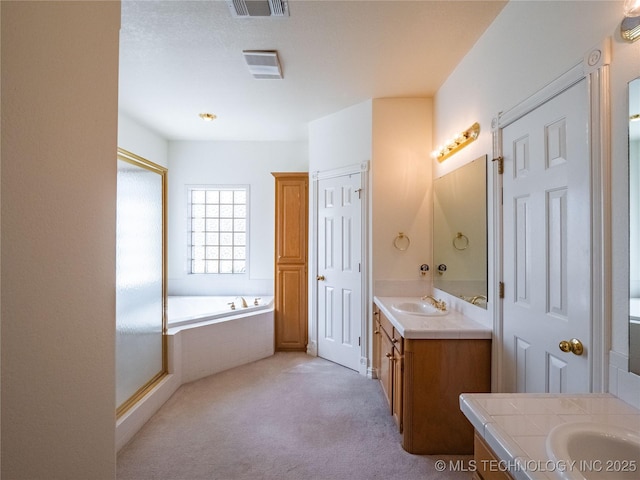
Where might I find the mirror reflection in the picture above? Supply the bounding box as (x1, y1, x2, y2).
(433, 155, 488, 308)
(629, 77, 640, 375)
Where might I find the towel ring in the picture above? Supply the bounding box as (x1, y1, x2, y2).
(393, 232, 411, 251)
(453, 232, 469, 250)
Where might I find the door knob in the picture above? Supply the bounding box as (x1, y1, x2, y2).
(316, 275, 325, 281)
(559, 338, 584, 356)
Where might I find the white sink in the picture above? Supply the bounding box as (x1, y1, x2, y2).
(391, 301, 448, 316)
(546, 422, 640, 480)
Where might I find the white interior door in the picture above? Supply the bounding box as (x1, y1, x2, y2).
(317, 173, 362, 371)
(502, 78, 591, 393)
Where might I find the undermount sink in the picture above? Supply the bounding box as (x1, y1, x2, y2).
(391, 301, 448, 316)
(546, 422, 640, 480)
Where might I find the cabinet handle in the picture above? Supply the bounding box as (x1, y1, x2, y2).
(374, 329, 380, 335)
(392, 338, 399, 344)
(385, 353, 393, 359)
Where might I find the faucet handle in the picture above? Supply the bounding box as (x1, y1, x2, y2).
(228, 302, 236, 310)
(253, 297, 261, 306)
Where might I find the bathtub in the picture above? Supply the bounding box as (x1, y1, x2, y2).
(168, 295, 274, 328)
(167, 295, 274, 384)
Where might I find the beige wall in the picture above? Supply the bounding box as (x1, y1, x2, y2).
(1, 1, 120, 478)
(372, 98, 433, 290)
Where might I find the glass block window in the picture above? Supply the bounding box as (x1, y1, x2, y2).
(189, 186, 248, 274)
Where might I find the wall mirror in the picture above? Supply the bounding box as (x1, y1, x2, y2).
(433, 155, 488, 308)
(629, 77, 640, 375)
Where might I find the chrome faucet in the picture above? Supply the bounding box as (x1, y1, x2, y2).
(421, 295, 447, 311)
(236, 296, 248, 308)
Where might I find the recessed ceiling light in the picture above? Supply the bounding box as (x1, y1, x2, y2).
(199, 113, 217, 122)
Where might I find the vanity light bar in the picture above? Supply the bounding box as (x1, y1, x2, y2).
(432, 122, 480, 163)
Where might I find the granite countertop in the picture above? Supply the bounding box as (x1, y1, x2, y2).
(373, 296, 492, 340)
(460, 393, 640, 480)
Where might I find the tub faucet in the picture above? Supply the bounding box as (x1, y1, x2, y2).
(237, 296, 248, 308)
(470, 295, 487, 305)
(421, 295, 447, 312)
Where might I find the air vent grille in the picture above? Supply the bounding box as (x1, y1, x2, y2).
(242, 50, 283, 79)
(228, 0, 289, 18)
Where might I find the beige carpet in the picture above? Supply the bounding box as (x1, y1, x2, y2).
(117, 352, 473, 480)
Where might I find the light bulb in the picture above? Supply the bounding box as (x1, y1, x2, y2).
(624, 0, 640, 17)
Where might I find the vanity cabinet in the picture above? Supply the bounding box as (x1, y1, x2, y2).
(473, 432, 513, 480)
(373, 302, 491, 454)
(373, 305, 403, 431)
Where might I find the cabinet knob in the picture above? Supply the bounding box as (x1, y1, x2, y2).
(385, 353, 393, 359)
(392, 338, 399, 344)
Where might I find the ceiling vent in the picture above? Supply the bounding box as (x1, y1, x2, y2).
(228, 0, 289, 17)
(242, 50, 283, 79)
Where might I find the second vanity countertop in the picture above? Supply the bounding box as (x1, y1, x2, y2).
(460, 393, 640, 480)
(373, 296, 492, 340)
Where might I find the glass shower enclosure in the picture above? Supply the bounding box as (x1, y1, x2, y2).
(116, 148, 167, 416)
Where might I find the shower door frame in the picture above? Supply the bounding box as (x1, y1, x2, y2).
(116, 148, 168, 417)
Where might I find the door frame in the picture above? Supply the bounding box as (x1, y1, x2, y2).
(491, 39, 612, 393)
(309, 161, 370, 376)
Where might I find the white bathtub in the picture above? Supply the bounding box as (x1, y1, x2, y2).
(168, 295, 274, 328)
(166, 295, 275, 384)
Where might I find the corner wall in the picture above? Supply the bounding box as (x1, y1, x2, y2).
(1, 1, 120, 477)
(372, 98, 433, 296)
(118, 112, 169, 168)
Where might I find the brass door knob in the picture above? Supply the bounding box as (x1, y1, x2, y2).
(559, 338, 584, 356)
(316, 275, 325, 281)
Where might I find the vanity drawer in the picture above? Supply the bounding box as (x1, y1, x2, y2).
(379, 310, 404, 353)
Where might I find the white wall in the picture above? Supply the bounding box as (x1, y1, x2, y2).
(117, 112, 169, 168)
(167, 141, 308, 296)
(1, 1, 120, 478)
(434, 0, 640, 406)
(308, 100, 373, 174)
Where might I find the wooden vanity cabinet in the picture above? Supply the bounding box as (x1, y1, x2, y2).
(373, 303, 491, 454)
(473, 432, 513, 480)
(373, 305, 403, 431)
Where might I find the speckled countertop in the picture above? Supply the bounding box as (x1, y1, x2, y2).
(460, 393, 640, 480)
(373, 296, 492, 340)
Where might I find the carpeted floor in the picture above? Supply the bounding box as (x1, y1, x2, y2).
(117, 352, 473, 480)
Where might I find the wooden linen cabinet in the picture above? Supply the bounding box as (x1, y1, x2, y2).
(272, 172, 308, 351)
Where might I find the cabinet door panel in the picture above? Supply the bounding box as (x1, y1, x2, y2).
(379, 330, 393, 413)
(275, 177, 308, 264)
(393, 349, 403, 432)
(373, 309, 381, 375)
(275, 265, 307, 350)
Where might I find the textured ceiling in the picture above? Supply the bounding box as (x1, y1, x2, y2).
(119, 0, 507, 141)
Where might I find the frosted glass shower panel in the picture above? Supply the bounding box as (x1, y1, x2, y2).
(116, 157, 165, 409)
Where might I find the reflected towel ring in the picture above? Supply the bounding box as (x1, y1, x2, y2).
(453, 232, 469, 250)
(393, 232, 411, 251)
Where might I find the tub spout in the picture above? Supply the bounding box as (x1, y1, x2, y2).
(237, 296, 248, 308)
